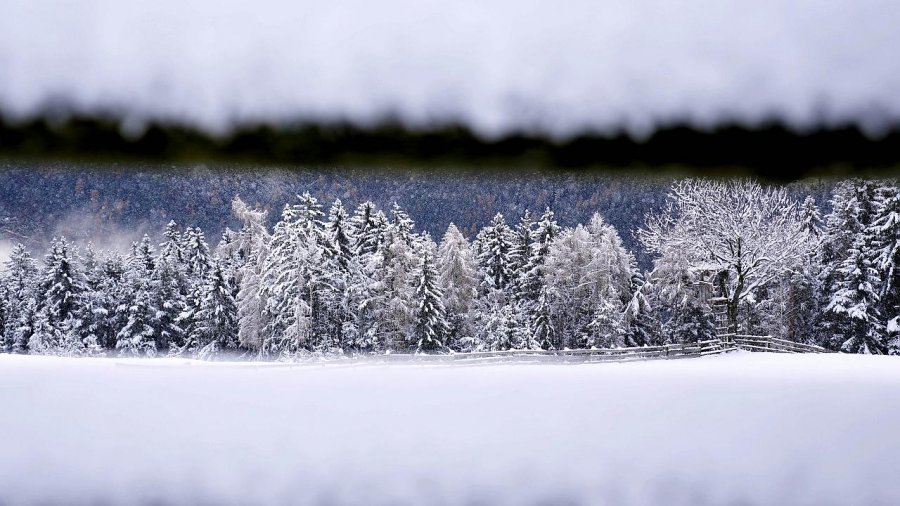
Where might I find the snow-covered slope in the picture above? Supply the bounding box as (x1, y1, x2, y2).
(1, 352, 898, 505)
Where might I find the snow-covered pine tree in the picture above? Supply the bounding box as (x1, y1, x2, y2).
(509, 210, 536, 299)
(670, 302, 718, 344)
(152, 255, 189, 353)
(180, 226, 214, 342)
(97, 253, 130, 350)
(368, 223, 419, 352)
(413, 249, 449, 353)
(519, 207, 560, 302)
(389, 202, 416, 247)
(586, 285, 626, 348)
(322, 199, 355, 350)
(116, 237, 159, 356)
(818, 180, 883, 349)
(76, 243, 106, 355)
(475, 213, 514, 293)
(869, 183, 900, 353)
(530, 285, 555, 350)
(294, 192, 337, 351)
(1, 244, 39, 353)
(260, 202, 314, 357)
(541, 219, 634, 350)
(115, 274, 157, 357)
(541, 226, 594, 349)
(189, 259, 239, 359)
(230, 197, 271, 350)
(350, 201, 385, 257)
(182, 226, 213, 290)
(800, 195, 823, 238)
(32, 237, 87, 355)
(623, 277, 661, 347)
(824, 234, 885, 354)
(436, 223, 478, 349)
(0, 278, 8, 352)
(481, 301, 527, 351)
(160, 221, 184, 265)
(584, 212, 638, 305)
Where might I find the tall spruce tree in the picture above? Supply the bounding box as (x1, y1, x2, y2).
(33, 237, 87, 355)
(191, 259, 239, 359)
(436, 223, 479, 348)
(413, 250, 449, 353)
(1, 244, 39, 353)
(825, 235, 885, 354)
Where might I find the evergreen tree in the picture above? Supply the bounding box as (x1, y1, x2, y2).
(115, 275, 158, 356)
(623, 278, 661, 347)
(1, 244, 39, 353)
(190, 260, 239, 359)
(160, 220, 184, 265)
(182, 226, 213, 288)
(586, 286, 626, 348)
(800, 195, 823, 237)
(413, 250, 449, 353)
(369, 228, 419, 351)
(322, 199, 355, 350)
(77, 243, 108, 355)
(0, 281, 7, 352)
(825, 236, 886, 354)
(670, 302, 718, 344)
(230, 197, 271, 350)
(476, 213, 514, 292)
(870, 183, 900, 351)
(436, 223, 479, 348)
(115, 237, 160, 356)
(261, 202, 316, 356)
(153, 256, 189, 353)
(350, 201, 385, 257)
(530, 286, 555, 350)
(390, 202, 416, 246)
(520, 208, 560, 301)
(481, 302, 527, 351)
(32, 237, 89, 355)
(509, 210, 536, 298)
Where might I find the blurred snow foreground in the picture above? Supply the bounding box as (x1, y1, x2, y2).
(1, 0, 899, 136)
(1, 352, 899, 505)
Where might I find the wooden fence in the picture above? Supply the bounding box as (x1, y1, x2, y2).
(719, 334, 829, 354)
(365, 335, 829, 365)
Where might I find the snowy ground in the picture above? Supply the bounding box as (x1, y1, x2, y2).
(1, 352, 899, 505)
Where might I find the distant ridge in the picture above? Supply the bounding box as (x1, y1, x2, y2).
(2, 114, 900, 179)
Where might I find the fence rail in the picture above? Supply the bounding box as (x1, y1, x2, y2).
(719, 334, 830, 354)
(366, 335, 829, 365)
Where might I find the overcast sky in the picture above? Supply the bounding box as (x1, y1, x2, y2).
(1, 0, 897, 138)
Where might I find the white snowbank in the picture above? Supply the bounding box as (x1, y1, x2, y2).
(1, 352, 899, 505)
(0, 0, 898, 137)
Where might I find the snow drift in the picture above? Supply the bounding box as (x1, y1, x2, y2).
(1, 351, 899, 505)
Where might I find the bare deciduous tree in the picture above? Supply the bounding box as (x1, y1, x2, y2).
(639, 179, 814, 333)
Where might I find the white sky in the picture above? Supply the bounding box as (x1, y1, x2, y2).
(0, 0, 898, 138)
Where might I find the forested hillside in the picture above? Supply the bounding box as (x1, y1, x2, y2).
(0, 162, 838, 269)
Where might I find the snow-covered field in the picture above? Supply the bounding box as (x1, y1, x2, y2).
(1, 352, 899, 505)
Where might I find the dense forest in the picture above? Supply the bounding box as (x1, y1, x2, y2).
(0, 178, 897, 358)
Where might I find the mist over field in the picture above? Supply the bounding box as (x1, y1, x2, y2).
(1, 0, 898, 137)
